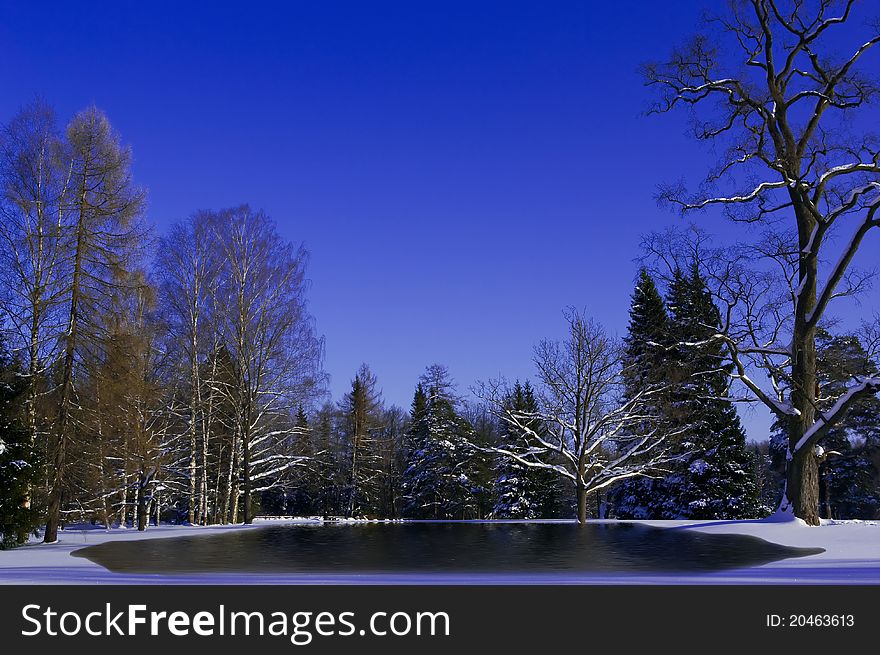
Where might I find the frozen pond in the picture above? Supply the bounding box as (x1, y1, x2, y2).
(71, 522, 823, 575)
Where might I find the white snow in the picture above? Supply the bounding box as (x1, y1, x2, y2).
(793, 376, 880, 453)
(1, 517, 878, 585)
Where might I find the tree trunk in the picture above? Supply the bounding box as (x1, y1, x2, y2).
(44, 239, 84, 542)
(576, 480, 587, 524)
(119, 455, 130, 528)
(786, 448, 820, 525)
(785, 199, 821, 525)
(187, 333, 199, 524)
(230, 438, 241, 524)
(199, 424, 209, 524)
(44, 147, 91, 543)
(242, 428, 252, 524)
(25, 314, 40, 511)
(222, 428, 239, 524)
(43, 437, 66, 542)
(136, 475, 147, 531)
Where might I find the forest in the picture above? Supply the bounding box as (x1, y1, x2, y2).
(1, 95, 878, 549)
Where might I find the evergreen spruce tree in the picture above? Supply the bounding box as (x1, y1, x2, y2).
(492, 381, 559, 518)
(375, 406, 408, 518)
(463, 403, 500, 519)
(814, 331, 880, 519)
(0, 340, 41, 548)
(749, 442, 778, 514)
(610, 269, 673, 518)
(401, 366, 478, 519)
(666, 264, 762, 519)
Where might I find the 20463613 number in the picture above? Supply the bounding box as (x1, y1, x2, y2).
(766, 614, 855, 628)
(788, 614, 854, 627)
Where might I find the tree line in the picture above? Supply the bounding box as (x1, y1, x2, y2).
(2, 99, 876, 552)
(0, 102, 325, 544)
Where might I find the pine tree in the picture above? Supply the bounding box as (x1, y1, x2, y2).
(312, 403, 343, 517)
(375, 406, 408, 518)
(401, 366, 478, 519)
(460, 403, 498, 519)
(666, 264, 762, 519)
(622, 269, 671, 394)
(814, 331, 880, 519)
(611, 269, 673, 518)
(341, 365, 385, 517)
(492, 381, 559, 518)
(0, 340, 41, 548)
(749, 442, 778, 514)
(263, 406, 317, 516)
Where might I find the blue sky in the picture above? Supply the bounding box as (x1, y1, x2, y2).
(2, 1, 877, 440)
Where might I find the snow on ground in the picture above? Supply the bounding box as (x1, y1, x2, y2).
(0, 517, 877, 585)
(638, 517, 880, 584)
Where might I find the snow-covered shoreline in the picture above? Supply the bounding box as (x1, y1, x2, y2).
(0, 518, 877, 585)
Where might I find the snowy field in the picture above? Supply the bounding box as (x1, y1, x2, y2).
(0, 517, 877, 585)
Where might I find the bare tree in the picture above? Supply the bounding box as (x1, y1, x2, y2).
(81, 270, 170, 531)
(0, 101, 70, 478)
(156, 211, 222, 524)
(213, 205, 324, 524)
(477, 309, 675, 524)
(646, 0, 880, 524)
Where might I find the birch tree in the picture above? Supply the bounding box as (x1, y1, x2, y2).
(213, 205, 324, 524)
(156, 211, 222, 524)
(647, 0, 880, 523)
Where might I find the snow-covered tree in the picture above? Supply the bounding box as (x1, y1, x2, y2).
(402, 366, 480, 519)
(665, 264, 762, 519)
(491, 381, 559, 519)
(155, 210, 222, 525)
(814, 331, 880, 519)
(310, 402, 345, 517)
(615, 264, 764, 519)
(479, 310, 676, 524)
(611, 270, 676, 518)
(375, 405, 409, 518)
(212, 206, 324, 524)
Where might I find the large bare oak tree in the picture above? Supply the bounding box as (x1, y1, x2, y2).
(647, 0, 880, 524)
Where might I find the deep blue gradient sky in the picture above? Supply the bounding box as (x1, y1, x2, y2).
(2, 1, 877, 440)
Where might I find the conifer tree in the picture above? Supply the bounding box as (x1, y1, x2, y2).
(263, 406, 316, 516)
(401, 366, 478, 519)
(622, 269, 671, 394)
(611, 270, 673, 518)
(666, 264, 761, 519)
(0, 339, 41, 548)
(341, 365, 384, 517)
(312, 402, 343, 517)
(492, 381, 558, 518)
(814, 331, 880, 519)
(45, 107, 147, 542)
